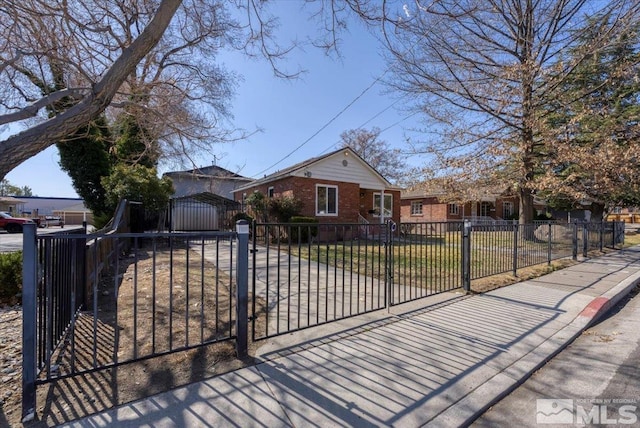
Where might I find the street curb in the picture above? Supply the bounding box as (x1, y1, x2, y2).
(428, 267, 640, 427)
(576, 268, 640, 328)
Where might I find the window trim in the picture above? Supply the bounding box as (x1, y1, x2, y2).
(410, 200, 423, 216)
(480, 201, 491, 217)
(448, 203, 460, 215)
(503, 201, 514, 219)
(267, 186, 274, 198)
(373, 192, 393, 217)
(316, 184, 338, 216)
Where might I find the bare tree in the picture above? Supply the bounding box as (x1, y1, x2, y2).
(0, 0, 294, 178)
(338, 127, 409, 184)
(0, 0, 183, 176)
(340, 0, 640, 223)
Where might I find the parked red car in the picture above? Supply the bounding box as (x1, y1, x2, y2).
(0, 211, 36, 233)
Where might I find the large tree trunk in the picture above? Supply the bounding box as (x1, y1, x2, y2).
(590, 202, 605, 222)
(519, 187, 535, 224)
(0, 0, 182, 178)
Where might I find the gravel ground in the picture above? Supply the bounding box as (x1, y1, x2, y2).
(0, 305, 23, 427)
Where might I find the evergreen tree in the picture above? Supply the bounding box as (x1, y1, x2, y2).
(57, 117, 114, 216)
(537, 16, 640, 218)
(101, 164, 173, 214)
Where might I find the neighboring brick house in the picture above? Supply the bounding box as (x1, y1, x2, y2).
(233, 147, 402, 225)
(606, 207, 640, 223)
(400, 188, 520, 223)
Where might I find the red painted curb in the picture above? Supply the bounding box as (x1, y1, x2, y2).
(578, 296, 610, 319)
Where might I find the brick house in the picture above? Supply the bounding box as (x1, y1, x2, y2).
(400, 188, 520, 223)
(233, 147, 402, 225)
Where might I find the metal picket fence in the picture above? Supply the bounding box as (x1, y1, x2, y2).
(21, 224, 246, 421)
(21, 218, 623, 420)
(250, 220, 624, 340)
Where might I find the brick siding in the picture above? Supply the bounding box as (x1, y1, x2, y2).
(236, 177, 400, 224)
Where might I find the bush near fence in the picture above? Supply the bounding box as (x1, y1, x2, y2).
(0, 251, 22, 304)
(289, 216, 319, 243)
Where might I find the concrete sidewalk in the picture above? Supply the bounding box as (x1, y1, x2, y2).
(63, 247, 640, 428)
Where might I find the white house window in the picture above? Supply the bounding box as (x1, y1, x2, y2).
(373, 193, 393, 217)
(612, 207, 622, 214)
(411, 200, 423, 215)
(503, 201, 514, 219)
(316, 185, 338, 216)
(267, 186, 274, 198)
(448, 203, 460, 215)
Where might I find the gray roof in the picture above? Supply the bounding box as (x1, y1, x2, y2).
(164, 165, 249, 180)
(0, 196, 26, 204)
(171, 192, 239, 207)
(234, 147, 399, 193)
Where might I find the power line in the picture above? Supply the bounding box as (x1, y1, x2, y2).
(318, 95, 414, 156)
(379, 110, 420, 134)
(356, 95, 407, 129)
(250, 71, 387, 178)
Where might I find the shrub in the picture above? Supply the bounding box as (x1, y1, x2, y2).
(231, 212, 254, 224)
(229, 212, 254, 230)
(245, 191, 268, 222)
(534, 211, 553, 221)
(92, 211, 113, 230)
(268, 196, 303, 222)
(289, 216, 319, 243)
(0, 251, 22, 304)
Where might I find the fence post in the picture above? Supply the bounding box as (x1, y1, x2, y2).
(599, 222, 604, 252)
(235, 220, 249, 358)
(385, 220, 396, 309)
(462, 220, 471, 293)
(572, 220, 578, 260)
(21, 223, 37, 422)
(613, 221, 624, 249)
(251, 219, 257, 342)
(512, 220, 519, 276)
(79, 222, 88, 307)
(582, 223, 588, 257)
(547, 222, 552, 265)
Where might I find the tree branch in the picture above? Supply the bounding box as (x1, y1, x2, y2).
(0, 0, 182, 178)
(0, 88, 85, 125)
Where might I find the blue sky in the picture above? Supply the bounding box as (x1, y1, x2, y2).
(4, 4, 424, 198)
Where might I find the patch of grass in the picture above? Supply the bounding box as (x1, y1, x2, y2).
(622, 232, 640, 247)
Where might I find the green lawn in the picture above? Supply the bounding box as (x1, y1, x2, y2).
(623, 232, 640, 247)
(283, 228, 587, 290)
